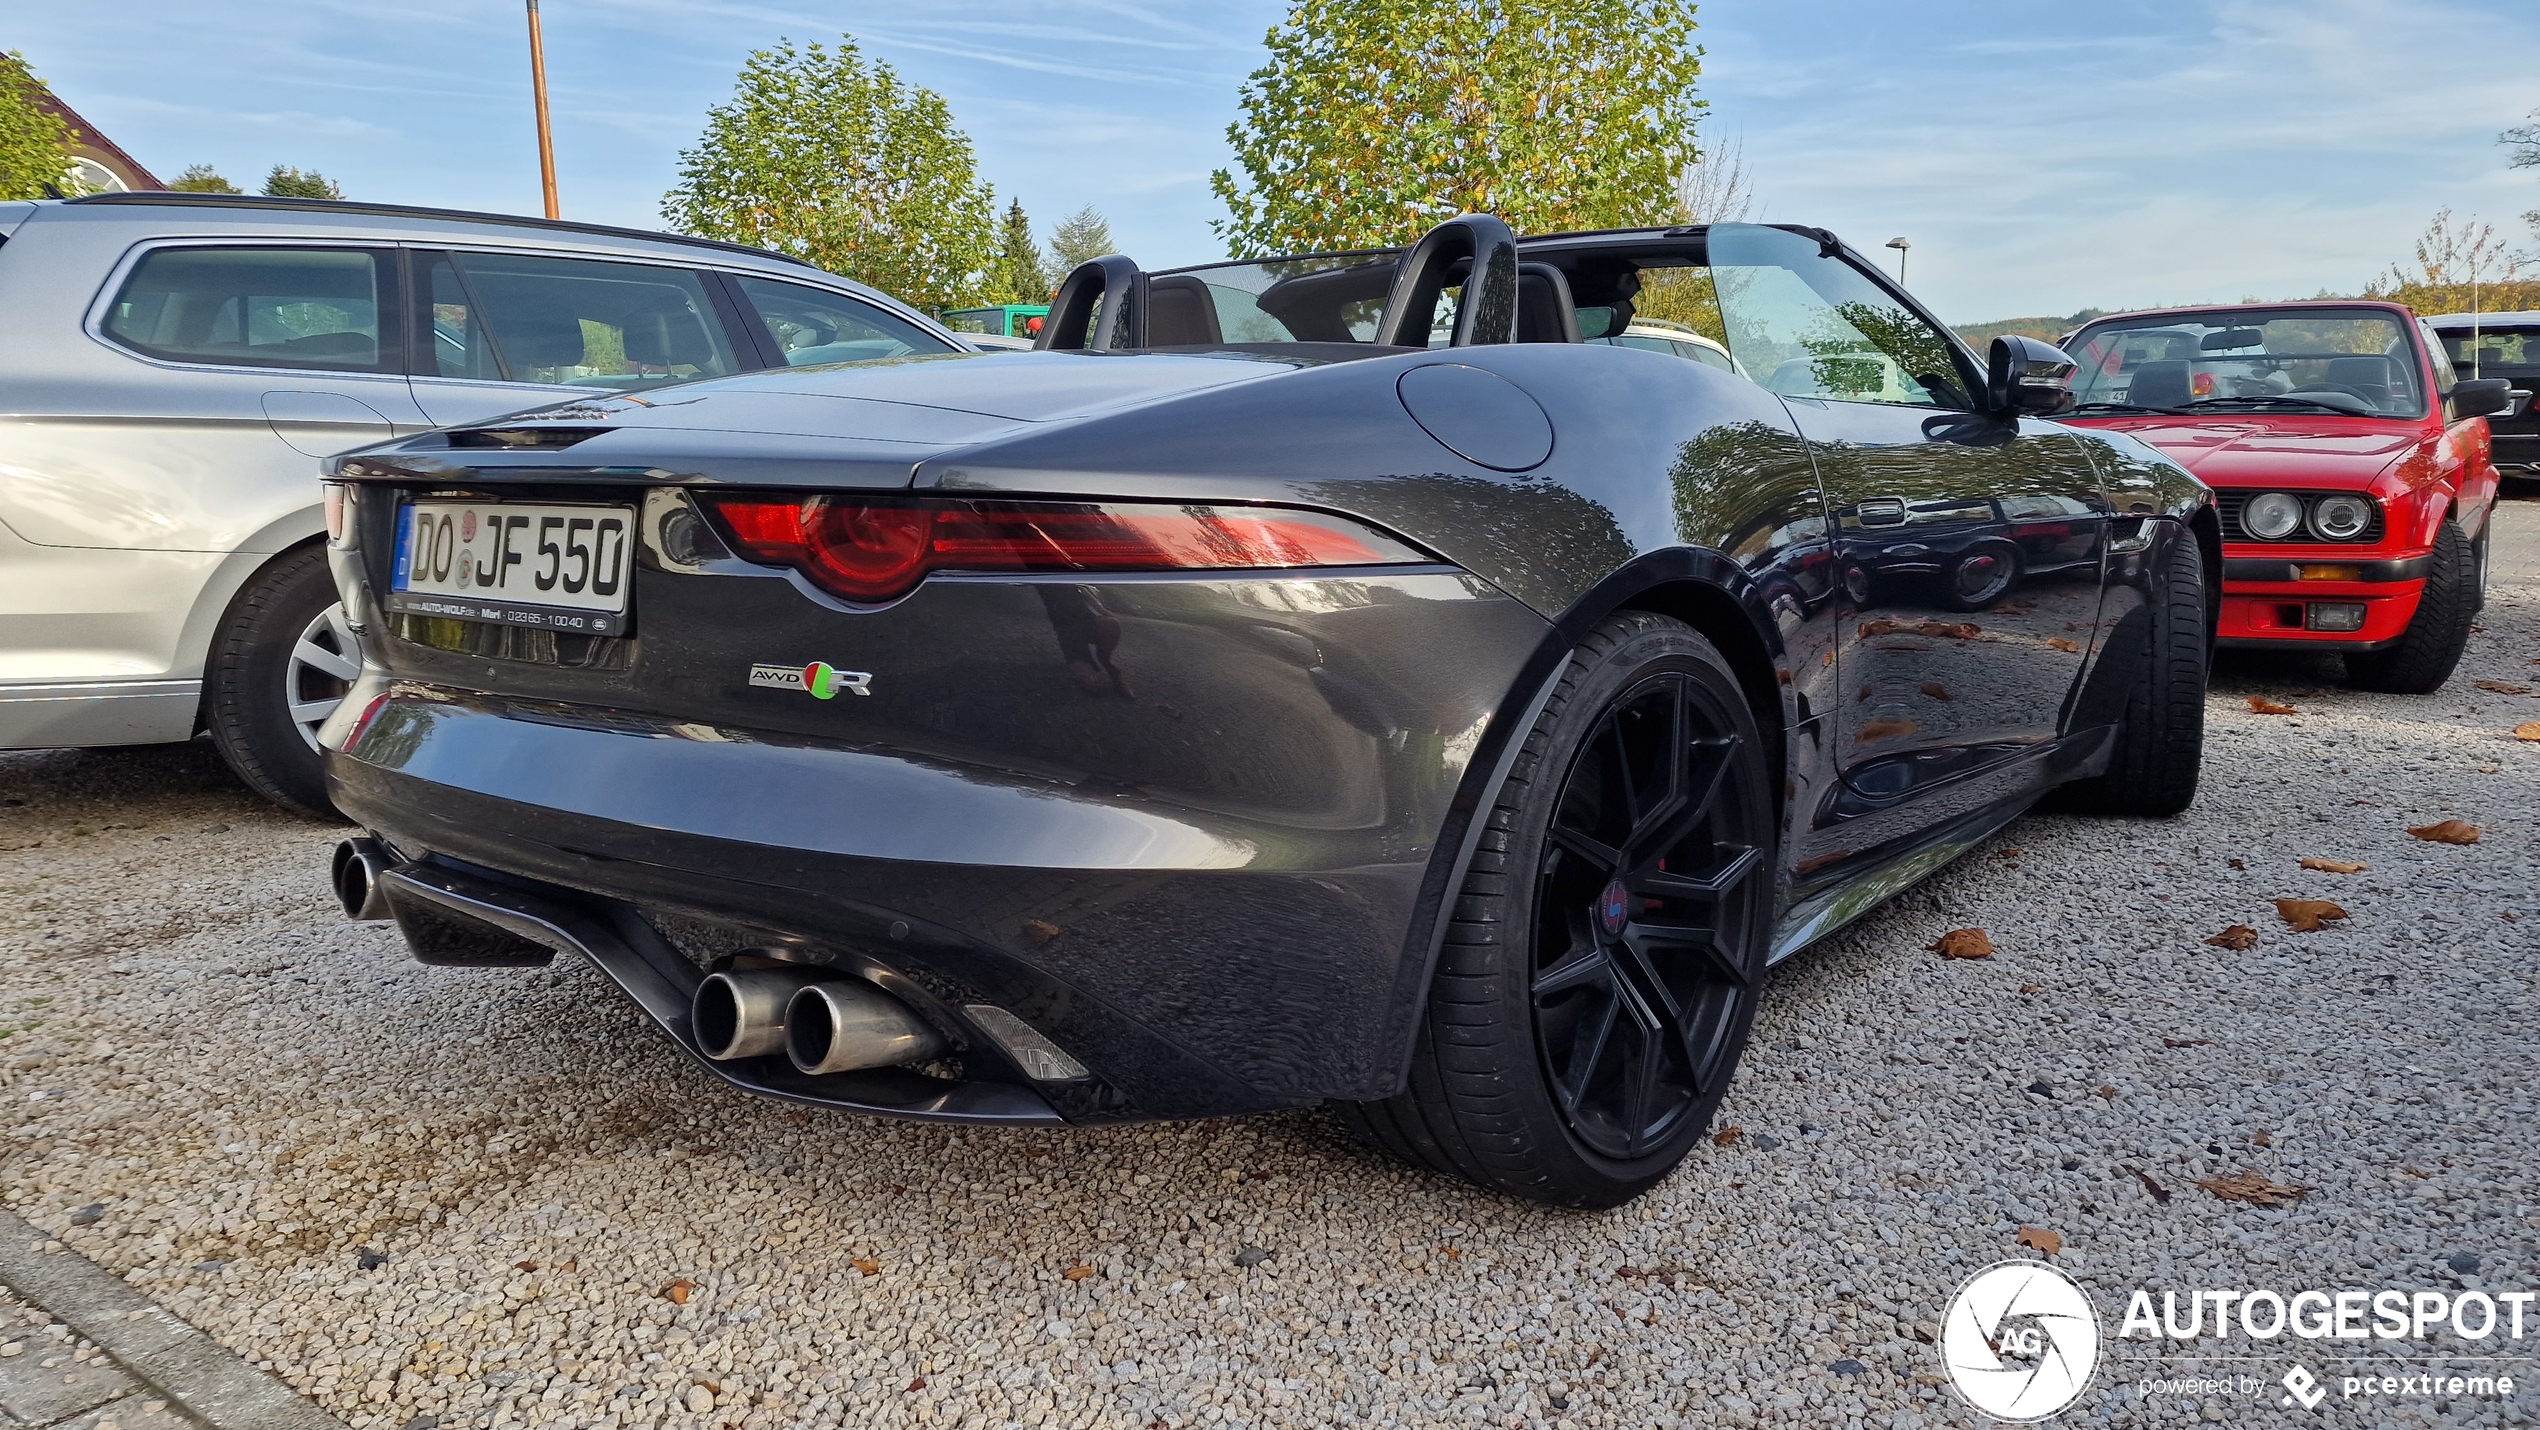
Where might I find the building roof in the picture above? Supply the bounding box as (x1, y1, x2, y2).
(32, 88, 161, 192)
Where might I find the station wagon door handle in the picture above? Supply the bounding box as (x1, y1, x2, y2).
(1855, 497, 1908, 526)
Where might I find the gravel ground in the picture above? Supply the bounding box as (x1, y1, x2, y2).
(1, 501, 2535, 1430)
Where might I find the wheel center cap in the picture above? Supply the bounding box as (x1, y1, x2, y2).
(1596, 878, 1632, 937)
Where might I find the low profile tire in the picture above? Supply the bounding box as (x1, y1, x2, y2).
(1337, 613, 1775, 1208)
(204, 545, 358, 819)
(2058, 529, 2207, 817)
(2345, 521, 2474, 695)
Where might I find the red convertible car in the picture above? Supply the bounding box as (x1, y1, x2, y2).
(2060, 302, 2517, 691)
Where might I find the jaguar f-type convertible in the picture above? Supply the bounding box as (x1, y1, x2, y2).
(318, 218, 2214, 1207)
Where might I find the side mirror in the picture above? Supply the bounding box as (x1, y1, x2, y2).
(1988, 335, 2079, 417)
(2450, 377, 2514, 420)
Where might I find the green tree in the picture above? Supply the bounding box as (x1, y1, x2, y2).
(2363, 207, 2540, 316)
(1211, 0, 1704, 256)
(169, 163, 241, 194)
(263, 165, 343, 199)
(0, 51, 77, 202)
(662, 36, 994, 312)
(988, 197, 1049, 303)
(1047, 204, 1115, 273)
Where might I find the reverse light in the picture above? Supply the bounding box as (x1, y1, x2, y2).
(2243, 492, 2303, 541)
(701, 494, 1429, 604)
(2309, 494, 2375, 541)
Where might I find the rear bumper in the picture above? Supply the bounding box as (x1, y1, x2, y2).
(2215, 549, 2425, 649)
(327, 571, 1552, 1123)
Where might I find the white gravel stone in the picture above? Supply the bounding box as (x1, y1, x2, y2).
(0, 502, 2534, 1429)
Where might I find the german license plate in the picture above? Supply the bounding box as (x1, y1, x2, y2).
(388, 500, 634, 635)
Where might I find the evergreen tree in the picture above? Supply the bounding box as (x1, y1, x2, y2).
(1048, 204, 1116, 275)
(990, 198, 1049, 303)
(169, 163, 242, 194)
(263, 165, 343, 199)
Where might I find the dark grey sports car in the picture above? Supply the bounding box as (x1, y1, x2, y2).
(318, 217, 2215, 1207)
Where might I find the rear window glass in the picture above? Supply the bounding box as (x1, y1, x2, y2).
(733, 276, 954, 365)
(103, 246, 387, 371)
(2438, 326, 2540, 371)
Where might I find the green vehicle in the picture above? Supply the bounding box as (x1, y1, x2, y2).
(941, 304, 1049, 341)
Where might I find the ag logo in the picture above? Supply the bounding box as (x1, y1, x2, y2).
(748, 661, 872, 699)
(1940, 1260, 2099, 1421)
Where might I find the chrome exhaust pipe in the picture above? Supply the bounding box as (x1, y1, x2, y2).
(692, 967, 827, 1061)
(786, 980, 946, 1075)
(331, 837, 393, 921)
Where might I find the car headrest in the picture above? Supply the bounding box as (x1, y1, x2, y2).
(621, 304, 716, 369)
(1145, 274, 1223, 347)
(2324, 355, 2392, 391)
(494, 303, 587, 370)
(1516, 263, 1580, 343)
(2126, 359, 2192, 410)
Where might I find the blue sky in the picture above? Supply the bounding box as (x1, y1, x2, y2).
(14, 0, 2537, 322)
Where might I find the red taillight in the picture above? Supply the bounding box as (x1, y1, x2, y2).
(701, 495, 1425, 604)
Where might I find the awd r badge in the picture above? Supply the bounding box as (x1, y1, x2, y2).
(748, 662, 872, 699)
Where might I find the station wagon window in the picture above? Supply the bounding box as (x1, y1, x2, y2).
(102, 246, 393, 372)
(437, 251, 739, 390)
(730, 276, 955, 364)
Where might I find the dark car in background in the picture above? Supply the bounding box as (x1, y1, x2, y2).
(2425, 312, 2540, 480)
(2059, 301, 2512, 693)
(315, 217, 2212, 1207)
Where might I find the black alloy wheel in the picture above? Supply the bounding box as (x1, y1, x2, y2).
(1339, 612, 1773, 1207)
(1530, 673, 1763, 1160)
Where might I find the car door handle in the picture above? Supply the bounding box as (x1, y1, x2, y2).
(1856, 497, 1908, 526)
(2107, 517, 2154, 553)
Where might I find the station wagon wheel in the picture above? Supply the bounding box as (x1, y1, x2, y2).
(1337, 612, 1773, 1207)
(288, 603, 363, 751)
(1532, 670, 1764, 1160)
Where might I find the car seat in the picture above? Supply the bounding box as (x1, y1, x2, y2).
(2125, 359, 2192, 409)
(2323, 356, 2393, 408)
(1516, 263, 1580, 343)
(1145, 275, 1223, 346)
(622, 304, 717, 371)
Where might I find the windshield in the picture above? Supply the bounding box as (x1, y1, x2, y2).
(2065, 308, 2424, 417)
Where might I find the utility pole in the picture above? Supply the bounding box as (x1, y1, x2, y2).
(1884, 236, 1911, 283)
(527, 0, 559, 219)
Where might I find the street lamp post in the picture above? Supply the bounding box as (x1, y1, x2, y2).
(526, 0, 559, 220)
(1885, 236, 1911, 283)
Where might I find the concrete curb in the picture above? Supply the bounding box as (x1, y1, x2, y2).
(0, 1210, 346, 1430)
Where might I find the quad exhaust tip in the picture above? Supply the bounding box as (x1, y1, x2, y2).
(331, 838, 394, 921)
(690, 965, 947, 1075)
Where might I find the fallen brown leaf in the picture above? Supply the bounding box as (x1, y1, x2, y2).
(906, 1377, 927, 1392)
(2406, 819, 2481, 845)
(514, 1261, 538, 1272)
(2018, 983, 2042, 994)
(1927, 927, 1994, 960)
(660, 1279, 695, 1304)
(2015, 1226, 2062, 1255)
(2203, 924, 2260, 950)
(1712, 1125, 1744, 1146)
(1856, 718, 1917, 742)
(1022, 919, 1061, 940)
(2046, 636, 2080, 653)
(2226, 857, 2245, 870)
(2096, 1084, 2118, 1102)
(2252, 1129, 2272, 1147)
(1437, 1245, 1463, 1259)
(1997, 847, 2023, 859)
(2515, 721, 2540, 742)
(1915, 620, 1980, 639)
(2162, 1037, 2213, 1048)
(2298, 857, 2367, 874)
(850, 1257, 881, 1277)
(1859, 619, 1904, 638)
(2248, 695, 2297, 715)
(2274, 898, 2348, 933)
(1821, 648, 1835, 667)
(2194, 1169, 2311, 1207)
(2118, 1164, 2170, 1202)
(2400, 1165, 2431, 1180)
(2475, 680, 2532, 695)
(1063, 1263, 1095, 1281)
(1919, 682, 1954, 701)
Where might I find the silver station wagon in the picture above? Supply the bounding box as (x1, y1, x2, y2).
(0, 192, 963, 813)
